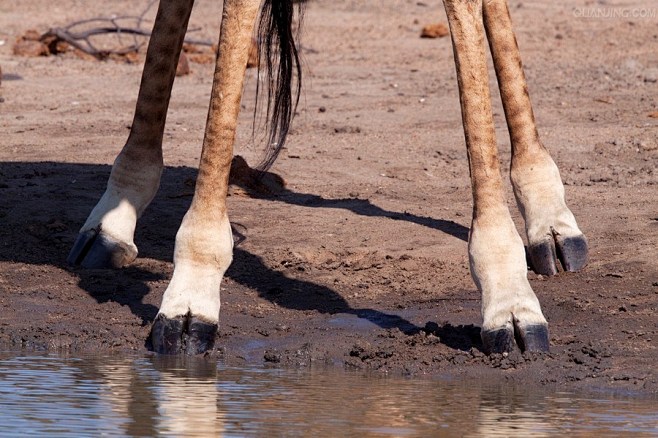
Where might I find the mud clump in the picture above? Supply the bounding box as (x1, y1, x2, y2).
(13, 30, 50, 57)
(264, 349, 281, 363)
(420, 23, 449, 38)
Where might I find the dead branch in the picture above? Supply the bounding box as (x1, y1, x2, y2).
(39, 1, 212, 60)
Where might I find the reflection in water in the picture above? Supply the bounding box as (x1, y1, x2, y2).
(0, 353, 655, 436)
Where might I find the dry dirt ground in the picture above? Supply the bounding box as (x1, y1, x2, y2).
(1, 0, 657, 394)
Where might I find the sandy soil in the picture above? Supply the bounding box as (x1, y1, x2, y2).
(0, 0, 657, 394)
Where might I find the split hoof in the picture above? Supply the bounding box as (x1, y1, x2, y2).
(481, 323, 549, 354)
(150, 313, 218, 355)
(67, 228, 137, 268)
(528, 233, 588, 276)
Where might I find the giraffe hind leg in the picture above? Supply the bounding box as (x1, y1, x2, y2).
(68, 0, 195, 269)
(482, 0, 588, 276)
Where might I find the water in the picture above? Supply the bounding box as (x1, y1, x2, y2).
(0, 353, 655, 437)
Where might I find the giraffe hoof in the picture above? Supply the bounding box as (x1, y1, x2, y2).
(514, 323, 550, 353)
(481, 323, 549, 354)
(187, 317, 218, 354)
(151, 314, 184, 354)
(67, 228, 137, 269)
(527, 239, 558, 276)
(556, 235, 588, 272)
(527, 234, 588, 276)
(150, 313, 218, 355)
(481, 327, 516, 354)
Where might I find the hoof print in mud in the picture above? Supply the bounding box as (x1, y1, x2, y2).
(151, 313, 218, 355)
(482, 324, 549, 354)
(67, 228, 137, 269)
(528, 234, 588, 276)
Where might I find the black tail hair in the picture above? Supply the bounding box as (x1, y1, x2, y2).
(255, 0, 303, 172)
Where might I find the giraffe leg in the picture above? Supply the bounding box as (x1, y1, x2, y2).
(443, 0, 548, 354)
(150, 0, 261, 355)
(68, 0, 195, 269)
(483, 0, 588, 276)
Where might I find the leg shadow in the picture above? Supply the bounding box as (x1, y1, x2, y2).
(229, 247, 422, 335)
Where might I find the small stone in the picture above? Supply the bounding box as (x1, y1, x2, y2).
(264, 349, 281, 363)
(643, 68, 658, 83)
(572, 354, 585, 365)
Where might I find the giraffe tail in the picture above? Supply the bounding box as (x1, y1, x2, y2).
(255, 0, 303, 173)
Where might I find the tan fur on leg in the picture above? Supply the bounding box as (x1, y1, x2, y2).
(444, 0, 547, 352)
(483, 0, 587, 275)
(158, 0, 261, 324)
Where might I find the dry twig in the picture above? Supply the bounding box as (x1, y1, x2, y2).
(39, 0, 212, 59)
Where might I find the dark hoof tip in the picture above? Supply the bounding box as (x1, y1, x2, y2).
(528, 234, 589, 275)
(527, 240, 558, 276)
(187, 317, 218, 355)
(151, 314, 185, 355)
(557, 235, 588, 272)
(67, 228, 137, 269)
(515, 324, 550, 353)
(481, 327, 515, 354)
(482, 323, 550, 354)
(150, 313, 218, 355)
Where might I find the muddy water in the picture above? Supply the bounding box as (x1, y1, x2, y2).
(0, 354, 655, 436)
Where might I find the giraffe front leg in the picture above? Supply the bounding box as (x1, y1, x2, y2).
(470, 213, 549, 353)
(68, 0, 195, 269)
(150, 0, 260, 354)
(444, 0, 549, 353)
(483, 0, 588, 276)
(151, 210, 233, 354)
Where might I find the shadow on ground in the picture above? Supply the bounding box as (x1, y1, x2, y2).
(0, 161, 479, 351)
